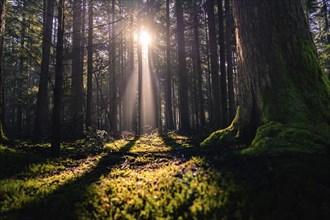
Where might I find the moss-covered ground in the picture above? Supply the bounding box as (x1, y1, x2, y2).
(1, 133, 329, 219)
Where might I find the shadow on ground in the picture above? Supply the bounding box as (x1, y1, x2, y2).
(2, 139, 137, 220)
(202, 146, 330, 219)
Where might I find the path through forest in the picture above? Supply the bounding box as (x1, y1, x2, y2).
(1, 133, 329, 219)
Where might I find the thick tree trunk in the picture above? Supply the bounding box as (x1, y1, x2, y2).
(0, 0, 6, 140)
(206, 0, 221, 129)
(175, 0, 190, 131)
(51, 0, 65, 156)
(34, 0, 54, 141)
(233, 0, 330, 141)
(70, 0, 84, 138)
(203, 0, 330, 152)
(86, 0, 93, 129)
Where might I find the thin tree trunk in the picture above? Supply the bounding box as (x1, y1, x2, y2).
(193, 0, 205, 128)
(51, 0, 65, 156)
(0, 0, 6, 140)
(86, 0, 93, 129)
(217, 0, 228, 127)
(18, 0, 26, 137)
(165, 0, 174, 130)
(110, 0, 118, 134)
(225, 0, 235, 122)
(70, 0, 84, 138)
(175, 0, 190, 131)
(34, 0, 54, 141)
(206, 0, 221, 129)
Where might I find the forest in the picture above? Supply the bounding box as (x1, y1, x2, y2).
(0, 0, 329, 219)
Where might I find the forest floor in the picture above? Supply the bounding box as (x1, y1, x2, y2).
(0, 133, 329, 219)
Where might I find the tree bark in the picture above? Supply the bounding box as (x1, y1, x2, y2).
(193, 0, 205, 128)
(0, 0, 6, 140)
(165, 0, 174, 130)
(203, 0, 330, 152)
(70, 0, 84, 138)
(217, 0, 228, 127)
(206, 0, 221, 129)
(110, 0, 118, 134)
(234, 0, 330, 141)
(225, 0, 235, 122)
(86, 0, 93, 129)
(34, 0, 54, 141)
(175, 0, 190, 131)
(51, 0, 65, 156)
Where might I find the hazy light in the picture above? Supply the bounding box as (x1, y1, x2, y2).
(139, 30, 152, 47)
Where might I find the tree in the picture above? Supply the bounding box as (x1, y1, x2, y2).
(0, 0, 6, 141)
(86, 0, 93, 129)
(70, 0, 84, 138)
(34, 0, 54, 141)
(175, 0, 190, 131)
(51, 0, 65, 156)
(202, 0, 330, 153)
(206, 0, 221, 129)
(192, 0, 205, 128)
(217, 0, 228, 127)
(109, 0, 118, 134)
(225, 0, 235, 122)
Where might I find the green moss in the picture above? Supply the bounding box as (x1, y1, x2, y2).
(242, 122, 329, 155)
(201, 110, 240, 147)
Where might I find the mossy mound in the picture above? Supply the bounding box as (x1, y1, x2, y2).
(200, 126, 237, 148)
(243, 121, 329, 155)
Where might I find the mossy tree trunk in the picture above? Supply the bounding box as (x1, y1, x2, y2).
(203, 0, 330, 153)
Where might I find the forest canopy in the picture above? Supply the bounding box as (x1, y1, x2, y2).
(0, 0, 330, 219)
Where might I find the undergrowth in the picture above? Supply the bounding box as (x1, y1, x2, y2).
(1, 133, 329, 219)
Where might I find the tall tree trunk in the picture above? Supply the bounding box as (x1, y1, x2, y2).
(165, 0, 174, 130)
(51, 0, 65, 156)
(86, 0, 93, 129)
(34, 0, 54, 141)
(70, 0, 84, 138)
(0, 0, 6, 140)
(217, 0, 228, 127)
(225, 0, 235, 122)
(206, 0, 221, 129)
(203, 0, 330, 152)
(204, 10, 213, 125)
(193, 0, 205, 128)
(137, 17, 142, 135)
(18, 0, 26, 137)
(110, 0, 118, 134)
(175, 0, 190, 131)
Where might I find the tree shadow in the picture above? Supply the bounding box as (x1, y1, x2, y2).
(0, 148, 50, 179)
(202, 147, 330, 219)
(2, 138, 138, 219)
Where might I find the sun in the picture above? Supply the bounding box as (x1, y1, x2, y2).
(139, 30, 152, 47)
